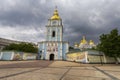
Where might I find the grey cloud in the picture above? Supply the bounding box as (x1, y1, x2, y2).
(0, 0, 120, 46)
(0, 0, 53, 27)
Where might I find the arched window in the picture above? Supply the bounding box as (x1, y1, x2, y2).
(52, 31, 55, 37)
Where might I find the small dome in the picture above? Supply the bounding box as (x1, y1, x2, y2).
(89, 40, 94, 45)
(51, 9, 61, 20)
(80, 36, 87, 44)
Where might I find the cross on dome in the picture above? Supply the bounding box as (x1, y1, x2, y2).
(50, 7, 61, 20)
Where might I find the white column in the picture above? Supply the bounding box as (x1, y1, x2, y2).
(46, 28, 48, 41)
(66, 43, 69, 52)
(42, 43, 45, 59)
(85, 51, 88, 63)
(61, 42, 63, 60)
(103, 53, 107, 63)
(56, 27, 57, 41)
(60, 27, 62, 41)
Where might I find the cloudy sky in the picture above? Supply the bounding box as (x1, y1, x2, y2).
(0, 0, 120, 46)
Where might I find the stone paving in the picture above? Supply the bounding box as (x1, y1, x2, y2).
(0, 60, 120, 80)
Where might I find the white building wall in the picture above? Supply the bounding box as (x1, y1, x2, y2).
(11, 52, 14, 60)
(0, 52, 3, 60)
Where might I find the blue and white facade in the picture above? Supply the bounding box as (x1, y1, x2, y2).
(38, 9, 69, 60)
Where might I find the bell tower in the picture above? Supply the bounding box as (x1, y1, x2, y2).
(46, 8, 63, 41)
(38, 7, 69, 60)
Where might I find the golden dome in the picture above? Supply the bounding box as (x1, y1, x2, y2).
(89, 40, 94, 45)
(51, 9, 61, 20)
(80, 36, 87, 44)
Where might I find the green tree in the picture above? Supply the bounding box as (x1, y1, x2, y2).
(3, 43, 38, 53)
(98, 29, 120, 62)
(69, 46, 74, 50)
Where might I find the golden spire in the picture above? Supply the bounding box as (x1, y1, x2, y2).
(51, 7, 61, 20)
(83, 36, 85, 40)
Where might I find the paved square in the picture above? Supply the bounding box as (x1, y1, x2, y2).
(0, 61, 120, 80)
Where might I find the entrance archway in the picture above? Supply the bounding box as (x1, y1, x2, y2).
(49, 54, 54, 60)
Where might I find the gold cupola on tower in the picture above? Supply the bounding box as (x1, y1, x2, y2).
(51, 8, 61, 20)
(80, 36, 87, 44)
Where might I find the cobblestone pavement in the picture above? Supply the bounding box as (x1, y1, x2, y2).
(0, 60, 120, 80)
